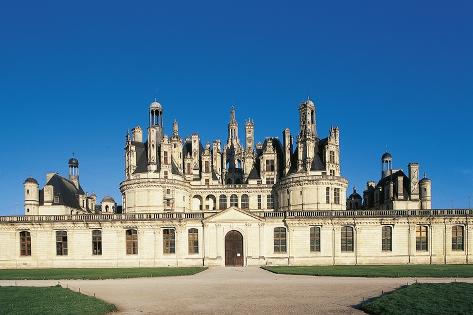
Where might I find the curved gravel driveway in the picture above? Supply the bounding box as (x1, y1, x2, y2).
(1, 267, 472, 314)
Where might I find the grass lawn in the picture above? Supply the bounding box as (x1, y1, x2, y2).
(360, 283, 473, 315)
(262, 265, 473, 278)
(0, 286, 116, 315)
(0, 267, 207, 280)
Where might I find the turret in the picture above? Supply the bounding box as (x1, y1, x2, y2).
(148, 99, 163, 172)
(24, 177, 39, 215)
(68, 157, 80, 189)
(297, 98, 317, 172)
(245, 119, 254, 151)
(381, 152, 392, 178)
(227, 106, 240, 145)
(420, 176, 432, 209)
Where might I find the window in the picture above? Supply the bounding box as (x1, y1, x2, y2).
(257, 195, 262, 210)
(266, 177, 275, 185)
(382, 226, 392, 252)
(241, 194, 249, 209)
(20, 231, 31, 256)
(163, 171, 168, 179)
(205, 179, 210, 186)
(166, 189, 171, 195)
(205, 161, 210, 173)
(56, 231, 68, 256)
(163, 228, 176, 254)
(326, 187, 330, 204)
(266, 159, 275, 172)
(92, 230, 102, 255)
(188, 228, 199, 254)
(310, 226, 321, 252)
(274, 227, 287, 253)
(334, 188, 340, 205)
(452, 225, 464, 251)
(416, 226, 428, 251)
(54, 196, 60, 203)
(164, 151, 169, 164)
(267, 194, 274, 209)
(126, 229, 138, 255)
(219, 195, 227, 210)
(341, 226, 354, 252)
(230, 194, 238, 207)
(330, 170, 335, 176)
(329, 151, 335, 163)
(186, 163, 191, 174)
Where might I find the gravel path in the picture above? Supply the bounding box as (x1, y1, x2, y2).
(1, 267, 472, 314)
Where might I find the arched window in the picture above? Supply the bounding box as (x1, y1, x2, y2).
(188, 228, 199, 254)
(206, 195, 216, 210)
(126, 229, 138, 255)
(219, 195, 227, 210)
(192, 196, 203, 211)
(92, 230, 102, 255)
(20, 231, 31, 256)
(241, 194, 249, 210)
(105, 205, 109, 212)
(382, 226, 392, 251)
(230, 194, 238, 207)
(274, 227, 287, 253)
(416, 226, 428, 252)
(56, 231, 68, 256)
(163, 228, 176, 254)
(310, 226, 320, 252)
(341, 226, 354, 252)
(452, 225, 464, 251)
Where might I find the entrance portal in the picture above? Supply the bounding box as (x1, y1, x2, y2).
(225, 230, 244, 266)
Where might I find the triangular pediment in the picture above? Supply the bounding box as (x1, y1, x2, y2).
(203, 207, 263, 223)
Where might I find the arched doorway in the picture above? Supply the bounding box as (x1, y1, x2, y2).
(225, 230, 244, 267)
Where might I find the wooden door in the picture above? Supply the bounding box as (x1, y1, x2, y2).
(225, 230, 244, 266)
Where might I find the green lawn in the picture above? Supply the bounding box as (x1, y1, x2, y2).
(0, 286, 116, 315)
(262, 265, 473, 278)
(360, 283, 473, 315)
(0, 267, 207, 280)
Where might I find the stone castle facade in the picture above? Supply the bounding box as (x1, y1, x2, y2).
(0, 98, 471, 268)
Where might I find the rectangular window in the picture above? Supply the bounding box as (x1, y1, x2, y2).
(163, 228, 176, 254)
(54, 196, 60, 203)
(274, 227, 287, 253)
(205, 161, 210, 173)
(416, 226, 428, 251)
(329, 151, 335, 163)
(257, 195, 262, 210)
(266, 160, 275, 172)
(334, 188, 340, 205)
(163, 171, 168, 179)
(20, 231, 31, 256)
(188, 228, 199, 254)
(205, 179, 210, 186)
(266, 177, 275, 185)
(452, 226, 464, 251)
(382, 226, 392, 252)
(164, 151, 169, 164)
(267, 194, 274, 209)
(186, 163, 191, 174)
(126, 229, 138, 255)
(310, 226, 321, 252)
(92, 230, 102, 255)
(56, 231, 68, 256)
(326, 187, 330, 204)
(330, 170, 335, 176)
(341, 226, 354, 252)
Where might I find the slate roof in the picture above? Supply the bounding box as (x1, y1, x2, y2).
(40, 174, 84, 210)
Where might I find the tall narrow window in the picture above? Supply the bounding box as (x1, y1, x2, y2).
(382, 226, 392, 251)
(186, 163, 191, 174)
(274, 227, 287, 253)
(240, 194, 249, 210)
(164, 151, 169, 164)
(205, 161, 210, 173)
(126, 229, 138, 255)
(329, 151, 335, 163)
(219, 195, 227, 210)
(257, 195, 262, 210)
(188, 228, 199, 254)
(56, 231, 68, 256)
(163, 228, 176, 254)
(326, 187, 330, 204)
(310, 226, 321, 252)
(92, 230, 102, 255)
(416, 226, 428, 251)
(341, 226, 354, 252)
(452, 225, 464, 251)
(20, 231, 31, 256)
(266, 159, 275, 172)
(334, 188, 340, 205)
(267, 194, 274, 209)
(230, 194, 238, 207)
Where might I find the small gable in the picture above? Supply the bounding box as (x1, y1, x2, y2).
(204, 207, 263, 223)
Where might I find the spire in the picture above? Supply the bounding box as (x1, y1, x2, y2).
(230, 106, 236, 124)
(173, 119, 179, 136)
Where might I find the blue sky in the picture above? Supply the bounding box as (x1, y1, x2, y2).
(0, 0, 472, 215)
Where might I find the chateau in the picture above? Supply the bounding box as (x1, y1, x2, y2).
(0, 99, 471, 268)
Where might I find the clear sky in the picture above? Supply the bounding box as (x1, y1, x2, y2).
(0, 0, 472, 215)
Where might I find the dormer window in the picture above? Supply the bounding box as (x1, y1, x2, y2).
(54, 196, 60, 203)
(266, 160, 275, 172)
